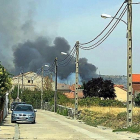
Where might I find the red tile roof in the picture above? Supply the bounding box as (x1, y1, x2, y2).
(63, 90, 84, 99)
(132, 74, 140, 82)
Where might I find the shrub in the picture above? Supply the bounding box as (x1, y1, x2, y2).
(78, 97, 125, 107)
(117, 112, 127, 121)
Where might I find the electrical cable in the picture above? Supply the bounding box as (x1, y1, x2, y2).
(58, 47, 76, 67)
(80, 1, 126, 45)
(57, 44, 76, 64)
(79, 5, 127, 50)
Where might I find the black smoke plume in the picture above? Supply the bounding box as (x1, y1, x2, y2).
(13, 37, 97, 81)
(0, 0, 97, 82)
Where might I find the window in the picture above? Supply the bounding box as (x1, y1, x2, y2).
(28, 80, 30, 83)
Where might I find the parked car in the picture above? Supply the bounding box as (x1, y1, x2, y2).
(11, 102, 26, 111)
(11, 104, 37, 124)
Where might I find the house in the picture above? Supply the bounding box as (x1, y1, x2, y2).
(60, 82, 128, 101)
(132, 74, 140, 96)
(114, 85, 127, 102)
(12, 71, 52, 91)
(63, 84, 84, 99)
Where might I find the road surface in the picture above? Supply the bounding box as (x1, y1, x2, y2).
(0, 110, 140, 140)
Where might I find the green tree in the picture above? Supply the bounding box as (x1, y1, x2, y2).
(0, 63, 12, 109)
(11, 85, 21, 100)
(83, 77, 116, 99)
(0, 63, 12, 96)
(21, 89, 41, 109)
(135, 93, 140, 106)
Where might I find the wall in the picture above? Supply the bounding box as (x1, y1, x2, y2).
(114, 87, 127, 102)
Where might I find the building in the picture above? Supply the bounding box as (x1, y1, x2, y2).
(63, 84, 84, 99)
(132, 74, 140, 96)
(114, 85, 127, 102)
(12, 71, 52, 91)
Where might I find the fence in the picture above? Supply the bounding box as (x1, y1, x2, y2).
(44, 102, 75, 118)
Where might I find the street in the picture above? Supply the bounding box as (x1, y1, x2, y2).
(0, 110, 140, 140)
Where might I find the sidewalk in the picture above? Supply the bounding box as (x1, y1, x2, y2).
(0, 112, 15, 139)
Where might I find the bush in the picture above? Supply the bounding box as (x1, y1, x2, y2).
(21, 89, 41, 109)
(135, 93, 140, 106)
(78, 97, 125, 107)
(117, 112, 127, 121)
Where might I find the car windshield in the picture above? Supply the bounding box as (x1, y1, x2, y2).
(14, 105, 33, 111)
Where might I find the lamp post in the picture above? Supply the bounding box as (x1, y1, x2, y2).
(41, 65, 49, 109)
(101, 0, 133, 126)
(61, 41, 79, 119)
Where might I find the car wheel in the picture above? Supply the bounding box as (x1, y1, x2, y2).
(11, 120, 16, 123)
(32, 119, 35, 124)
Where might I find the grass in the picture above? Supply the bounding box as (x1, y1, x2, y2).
(113, 125, 140, 133)
(79, 106, 140, 116)
(64, 102, 140, 133)
(76, 106, 140, 133)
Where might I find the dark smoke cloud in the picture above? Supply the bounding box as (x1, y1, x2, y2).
(13, 37, 97, 81)
(0, 0, 97, 82)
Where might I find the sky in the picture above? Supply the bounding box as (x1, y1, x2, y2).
(1, 0, 140, 77)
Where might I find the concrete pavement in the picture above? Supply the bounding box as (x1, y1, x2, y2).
(0, 114, 15, 139)
(0, 110, 140, 140)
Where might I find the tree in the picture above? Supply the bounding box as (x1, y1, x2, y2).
(0, 63, 12, 96)
(83, 77, 116, 99)
(11, 85, 21, 100)
(0, 63, 12, 109)
(135, 93, 140, 106)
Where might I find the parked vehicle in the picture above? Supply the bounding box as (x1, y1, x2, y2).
(11, 104, 37, 124)
(11, 102, 26, 111)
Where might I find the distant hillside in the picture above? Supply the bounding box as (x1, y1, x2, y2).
(100, 75, 127, 89)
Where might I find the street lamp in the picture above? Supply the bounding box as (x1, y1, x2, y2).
(101, 0, 133, 127)
(61, 41, 79, 119)
(41, 64, 49, 109)
(101, 14, 127, 25)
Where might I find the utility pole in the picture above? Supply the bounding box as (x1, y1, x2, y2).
(41, 66, 44, 109)
(74, 41, 79, 119)
(127, 0, 133, 127)
(21, 72, 23, 98)
(54, 58, 57, 112)
(17, 76, 19, 102)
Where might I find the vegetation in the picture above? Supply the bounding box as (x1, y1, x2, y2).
(83, 77, 116, 99)
(79, 106, 140, 133)
(11, 85, 21, 100)
(12, 88, 72, 109)
(0, 63, 12, 96)
(135, 93, 140, 106)
(9, 82, 140, 133)
(0, 63, 12, 109)
(78, 97, 125, 107)
(21, 89, 41, 109)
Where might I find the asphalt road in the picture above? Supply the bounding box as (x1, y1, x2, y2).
(0, 110, 140, 140)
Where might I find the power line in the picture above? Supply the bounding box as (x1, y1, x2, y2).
(80, 5, 127, 50)
(57, 44, 76, 64)
(80, 1, 126, 45)
(58, 47, 76, 67)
